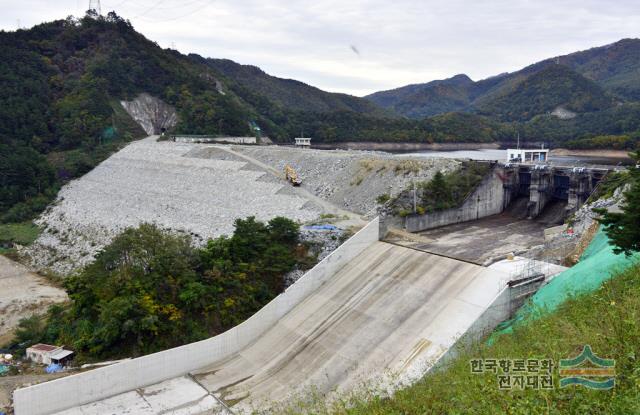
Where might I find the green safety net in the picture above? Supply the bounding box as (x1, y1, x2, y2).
(490, 225, 640, 341)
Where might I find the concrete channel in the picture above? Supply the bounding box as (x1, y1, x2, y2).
(38, 253, 510, 413)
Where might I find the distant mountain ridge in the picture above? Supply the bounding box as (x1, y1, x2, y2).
(200, 57, 392, 117)
(367, 74, 476, 118)
(366, 38, 640, 120)
(3, 13, 640, 225)
(474, 65, 617, 121)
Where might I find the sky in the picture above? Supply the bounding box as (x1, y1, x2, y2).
(1, 0, 639, 96)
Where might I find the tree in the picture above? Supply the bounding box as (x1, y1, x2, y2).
(597, 151, 640, 256)
(62, 223, 201, 356)
(267, 216, 300, 246)
(0, 142, 56, 221)
(25, 217, 305, 360)
(422, 170, 453, 211)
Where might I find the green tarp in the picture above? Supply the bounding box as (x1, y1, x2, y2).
(491, 225, 639, 340)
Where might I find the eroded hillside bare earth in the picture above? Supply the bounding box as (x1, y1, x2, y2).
(0, 256, 67, 344)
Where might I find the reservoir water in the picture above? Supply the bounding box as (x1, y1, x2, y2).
(397, 149, 632, 167)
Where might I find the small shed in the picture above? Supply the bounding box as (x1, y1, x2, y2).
(294, 137, 311, 148)
(26, 344, 74, 366)
(50, 349, 75, 366)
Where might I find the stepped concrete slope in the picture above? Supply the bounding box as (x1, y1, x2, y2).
(25, 136, 321, 274)
(48, 241, 510, 415)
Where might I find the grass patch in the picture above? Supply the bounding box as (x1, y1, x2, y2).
(351, 176, 364, 186)
(288, 262, 640, 414)
(0, 221, 40, 253)
(393, 160, 421, 175)
(320, 213, 338, 219)
(376, 194, 391, 204)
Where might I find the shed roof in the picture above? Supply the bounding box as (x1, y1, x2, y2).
(50, 349, 74, 360)
(29, 344, 60, 352)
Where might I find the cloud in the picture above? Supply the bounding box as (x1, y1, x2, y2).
(1, 0, 639, 95)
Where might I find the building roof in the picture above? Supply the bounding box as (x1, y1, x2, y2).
(507, 148, 549, 152)
(28, 344, 60, 352)
(50, 349, 74, 360)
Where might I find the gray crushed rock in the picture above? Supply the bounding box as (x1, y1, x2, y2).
(285, 227, 347, 287)
(23, 140, 455, 276)
(24, 138, 320, 275)
(233, 146, 459, 217)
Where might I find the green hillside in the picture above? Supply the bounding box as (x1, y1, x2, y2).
(547, 38, 640, 100)
(0, 12, 251, 221)
(367, 38, 640, 120)
(475, 65, 616, 121)
(366, 74, 475, 118)
(202, 57, 391, 116)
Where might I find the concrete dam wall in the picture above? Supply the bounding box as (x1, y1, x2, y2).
(404, 164, 607, 233)
(405, 164, 507, 232)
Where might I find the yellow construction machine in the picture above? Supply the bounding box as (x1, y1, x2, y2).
(284, 165, 302, 186)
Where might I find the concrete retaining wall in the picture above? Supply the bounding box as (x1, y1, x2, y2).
(463, 285, 513, 343)
(430, 271, 549, 374)
(173, 136, 257, 144)
(431, 284, 512, 373)
(14, 218, 380, 415)
(405, 166, 506, 232)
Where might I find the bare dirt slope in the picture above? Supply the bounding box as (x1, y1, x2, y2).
(0, 255, 67, 344)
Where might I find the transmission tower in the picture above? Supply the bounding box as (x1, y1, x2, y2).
(89, 0, 102, 15)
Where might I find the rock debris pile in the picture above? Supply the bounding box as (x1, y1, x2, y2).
(25, 137, 320, 275)
(235, 146, 458, 217)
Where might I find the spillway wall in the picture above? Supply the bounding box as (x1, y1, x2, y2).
(14, 218, 380, 415)
(405, 166, 506, 232)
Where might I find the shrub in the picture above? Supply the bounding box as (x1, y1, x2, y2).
(376, 193, 391, 204)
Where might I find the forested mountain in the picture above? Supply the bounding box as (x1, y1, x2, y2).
(474, 65, 617, 121)
(201, 57, 391, 116)
(2, 13, 640, 224)
(0, 12, 256, 222)
(0, 12, 501, 222)
(367, 38, 640, 120)
(534, 38, 640, 101)
(366, 74, 476, 118)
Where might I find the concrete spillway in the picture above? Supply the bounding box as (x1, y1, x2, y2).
(47, 241, 510, 414)
(193, 242, 506, 410)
